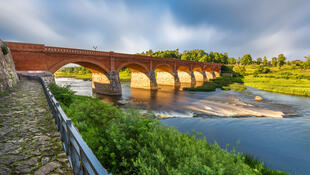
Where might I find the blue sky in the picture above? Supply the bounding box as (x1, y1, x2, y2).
(0, 0, 309, 60)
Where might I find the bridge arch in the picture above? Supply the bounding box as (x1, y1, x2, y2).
(177, 65, 194, 84)
(204, 67, 215, 80)
(192, 67, 205, 82)
(154, 64, 175, 86)
(117, 62, 156, 89)
(49, 58, 110, 74)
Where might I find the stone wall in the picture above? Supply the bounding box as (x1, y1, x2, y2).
(0, 40, 19, 93)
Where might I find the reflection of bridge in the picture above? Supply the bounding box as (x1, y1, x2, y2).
(6, 41, 221, 95)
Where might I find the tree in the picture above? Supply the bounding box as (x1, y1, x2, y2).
(233, 65, 246, 76)
(256, 57, 262, 65)
(240, 54, 252, 65)
(277, 54, 286, 67)
(272, 57, 278, 67)
(263, 56, 268, 66)
(228, 57, 236, 64)
(303, 55, 310, 69)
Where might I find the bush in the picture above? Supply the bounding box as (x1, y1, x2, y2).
(221, 65, 234, 74)
(233, 65, 246, 76)
(253, 67, 271, 77)
(1, 42, 9, 55)
(48, 83, 75, 106)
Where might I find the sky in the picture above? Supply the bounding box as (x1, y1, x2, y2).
(0, 0, 309, 60)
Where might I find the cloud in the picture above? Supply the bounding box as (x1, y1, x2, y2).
(0, 0, 309, 60)
(0, 0, 64, 43)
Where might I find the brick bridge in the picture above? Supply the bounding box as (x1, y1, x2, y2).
(6, 41, 222, 95)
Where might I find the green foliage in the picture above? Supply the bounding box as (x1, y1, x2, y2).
(221, 65, 234, 74)
(303, 55, 310, 69)
(240, 54, 253, 65)
(256, 57, 262, 65)
(263, 56, 268, 66)
(1, 42, 9, 55)
(277, 54, 286, 68)
(138, 49, 230, 64)
(272, 57, 278, 67)
(233, 65, 246, 76)
(49, 84, 286, 175)
(48, 83, 75, 106)
(228, 57, 237, 64)
(54, 66, 131, 81)
(253, 67, 270, 77)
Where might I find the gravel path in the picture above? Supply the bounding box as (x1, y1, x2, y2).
(0, 79, 72, 174)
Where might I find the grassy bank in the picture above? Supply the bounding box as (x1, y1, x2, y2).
(244, 75, 310, 97)
(186, 65, 310, 97)
(54, 70, 131, 81)
(183, 77, 245, 92)
(243, 65, 310, 97)
(49, 83, 287, 175)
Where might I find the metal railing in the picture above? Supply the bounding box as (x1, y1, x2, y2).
(24, 75, 110, 175)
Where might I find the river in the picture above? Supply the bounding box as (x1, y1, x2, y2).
(55, 77, 310, 174)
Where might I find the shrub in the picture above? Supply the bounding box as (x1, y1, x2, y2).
(48, 83, 75, 106)
(1, 42, 9, 55)
(233, 65, 246, 76)
(221, 65, 234, 74)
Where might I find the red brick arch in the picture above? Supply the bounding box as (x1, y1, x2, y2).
(116, 61, 150, 72)
(48, 57, 110, 74)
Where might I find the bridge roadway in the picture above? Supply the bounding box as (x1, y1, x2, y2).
(0, 78, 72, 174)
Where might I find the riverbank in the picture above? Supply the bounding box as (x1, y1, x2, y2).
(49, 82, 287, 175)
(242, 65, 310, 96)
(185, 65, 310, 97)
(54, 70, 131, 81)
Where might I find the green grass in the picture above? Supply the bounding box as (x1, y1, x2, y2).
(243, 65, 310, 97)
(244, 75, 310, 97)
(54, 70, 132, 81)
(49, 83, 287, 175)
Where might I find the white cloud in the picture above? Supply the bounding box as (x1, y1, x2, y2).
(0, 0, 64, 43)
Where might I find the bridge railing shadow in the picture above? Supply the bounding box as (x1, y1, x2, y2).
(22, 75, 110, 175)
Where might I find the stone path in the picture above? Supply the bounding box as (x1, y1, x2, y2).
(0, 79, 72, 174)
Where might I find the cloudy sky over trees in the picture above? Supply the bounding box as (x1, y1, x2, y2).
(0, 0, 309, 60)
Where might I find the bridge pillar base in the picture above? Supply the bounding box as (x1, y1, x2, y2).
(206, 71, 215, 80)
(130, 71, 157, 90)
(190, 70, 196, 86)
(92, 71, 121, 95)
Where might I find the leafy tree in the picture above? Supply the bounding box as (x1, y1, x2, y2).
(303, 55, 310, 69)
(228, 57, 236, 64)
(256, 57, 262, 65)
(272, 57, 278, 67)
(263, 56, 268, 66)
(277, 54, 286, 67)
(240, 54, 252, 65)
(233, 65, 246, 76)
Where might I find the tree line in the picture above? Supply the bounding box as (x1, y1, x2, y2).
(137, 49, 231, 64)
(137, 49, 310, 69)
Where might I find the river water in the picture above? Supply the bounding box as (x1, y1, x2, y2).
(56, 77, 310, 174)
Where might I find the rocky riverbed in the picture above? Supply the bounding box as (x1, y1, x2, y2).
(0, 79, 72, 174)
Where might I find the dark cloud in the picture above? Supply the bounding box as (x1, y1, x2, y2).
(0, 0, 309, 60)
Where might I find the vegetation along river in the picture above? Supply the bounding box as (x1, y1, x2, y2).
(56, 77, 310, 174)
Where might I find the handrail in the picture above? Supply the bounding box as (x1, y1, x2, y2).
(23, 75, 110, 175)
